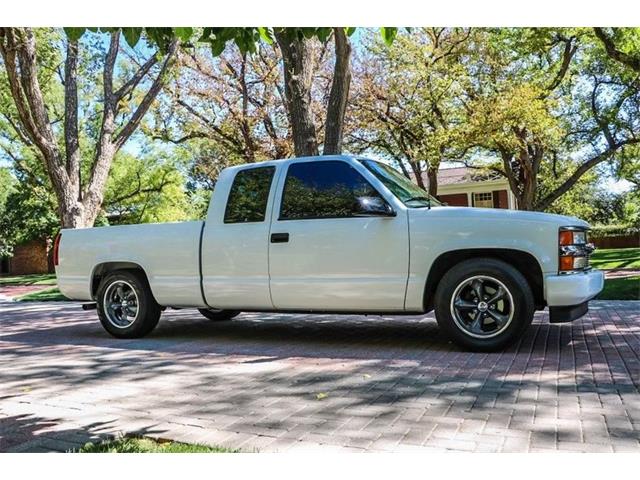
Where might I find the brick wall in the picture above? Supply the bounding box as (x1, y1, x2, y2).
(9, 239, 52, 275)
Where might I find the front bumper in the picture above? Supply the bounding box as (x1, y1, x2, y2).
(544, 269, 604, 307)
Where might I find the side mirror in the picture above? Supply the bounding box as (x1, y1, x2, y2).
(355, 196, 396, 217)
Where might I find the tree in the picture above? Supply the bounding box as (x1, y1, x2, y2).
(62, 27, 397, 158)
(350, 28, 472, 196)
(148, 38, 338, 191)
(460, 28, 640, 211)
(0, 164, 59, 258)
(0, 28, 178, 228)
(149, 43, 295, 166)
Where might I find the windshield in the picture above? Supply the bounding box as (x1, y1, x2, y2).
(360, 159, 442, 208)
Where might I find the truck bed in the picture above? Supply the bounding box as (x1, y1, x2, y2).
(56, 221, 206, 307)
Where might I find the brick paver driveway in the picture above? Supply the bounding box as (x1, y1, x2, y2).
(1, 299, 639, 452)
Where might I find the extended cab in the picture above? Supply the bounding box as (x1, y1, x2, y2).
(55, 155, 604, 350)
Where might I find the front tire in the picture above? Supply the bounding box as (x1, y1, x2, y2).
(97, 270, 161, 339)
(198, 308, 240, 322)
(434, 258, 534, 351)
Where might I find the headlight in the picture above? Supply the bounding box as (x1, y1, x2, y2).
(559, 229, 587, 245)
(558, 227, 594, 273)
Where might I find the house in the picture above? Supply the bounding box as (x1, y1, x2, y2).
(416, 166, 516, 209)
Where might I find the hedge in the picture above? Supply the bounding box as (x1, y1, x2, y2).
(589, 224, 640, 239)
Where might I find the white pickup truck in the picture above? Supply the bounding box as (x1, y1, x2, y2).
(54, 155, 604, 350)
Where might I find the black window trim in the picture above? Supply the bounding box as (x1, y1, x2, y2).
(277, 159, 389, 222)
(223, 165, 276, 224)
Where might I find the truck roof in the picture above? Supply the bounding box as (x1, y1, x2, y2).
(224, 154, 372, 172)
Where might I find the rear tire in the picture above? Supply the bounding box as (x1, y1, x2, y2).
(198, 308, 240, 322)
(96, 270, 161, 339)
(434, 258, 534, 351)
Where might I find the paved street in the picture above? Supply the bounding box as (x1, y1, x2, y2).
(1, 299, 639, 452)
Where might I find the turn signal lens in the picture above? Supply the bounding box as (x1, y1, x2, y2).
(559, 256, 574, 271)
(559, 230, 574, 246)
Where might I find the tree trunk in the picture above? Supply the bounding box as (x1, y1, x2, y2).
(408, 161, 426, 190)
(499, 149, 530, 211)
(275, 30, 319, 157)
(426, 165, 438, 197)
(323, 28, 352, 155)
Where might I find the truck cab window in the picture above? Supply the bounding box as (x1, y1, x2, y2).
(280, 161, 382, 220)
(224, 166, 275, 223)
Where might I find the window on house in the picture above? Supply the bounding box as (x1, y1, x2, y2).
(474, 192, 493, 208)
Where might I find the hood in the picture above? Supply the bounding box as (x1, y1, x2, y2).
(416, 206, 590, 229)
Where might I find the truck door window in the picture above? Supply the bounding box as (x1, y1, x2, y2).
(279, 161, 382, 220)
(224, 166, 275, 223)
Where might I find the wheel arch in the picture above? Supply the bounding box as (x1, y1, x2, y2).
(91, 261, 153, 300)
(423, 248, 545, 312)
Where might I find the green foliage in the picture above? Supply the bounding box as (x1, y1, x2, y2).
(173, 27, 194, 43)
(103, 151, 196, 225)
(0, 168, 15, 214)
(62, 27, 85, 41)
(0, 169, 59, 256)
(351, 28, 472, 182)
(380, 27, 398, 45)
(590, 225, 640, 239)
(61, 27, 397, 57)
(63, 27, 175, 51)
(121, 27, 142, 48)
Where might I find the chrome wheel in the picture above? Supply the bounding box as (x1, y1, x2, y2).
(103, 280, 139, 329)
(449, 275, 514, 339)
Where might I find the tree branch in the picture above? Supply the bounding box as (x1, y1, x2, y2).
(114, 54, 159, 101)
(108, 170, 173, 205)
(535, 138, 640, 210)
(114, 39, 178, 149)
(593, 27, 640, 73)
(546, 36, 578, 91)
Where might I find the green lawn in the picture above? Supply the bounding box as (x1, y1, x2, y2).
(0, 273, 56, 286)
(597, 275, 640, 301)
(16, 287, 68, 302)
(590, 247, 640, 270)
(76, 437, 237, 453)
